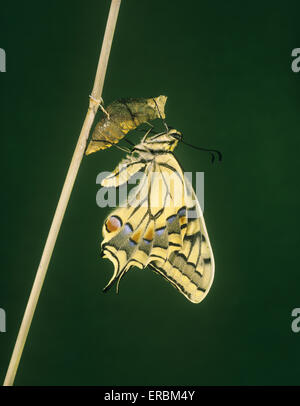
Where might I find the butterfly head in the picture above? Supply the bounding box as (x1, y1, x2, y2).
(167, 128, 182, 143)
(143, 128, 182, 152)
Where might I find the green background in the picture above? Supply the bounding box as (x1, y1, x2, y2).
(0, 0, 300, 386)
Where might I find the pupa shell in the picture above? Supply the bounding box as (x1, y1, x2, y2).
(85, 95, 167, 155)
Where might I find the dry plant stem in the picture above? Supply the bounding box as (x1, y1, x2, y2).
(3, 0, 122, 386)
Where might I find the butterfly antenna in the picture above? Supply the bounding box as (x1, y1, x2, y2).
(181, 140, 222, 163)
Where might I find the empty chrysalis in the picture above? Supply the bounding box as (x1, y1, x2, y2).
(85, 95, 167, 155)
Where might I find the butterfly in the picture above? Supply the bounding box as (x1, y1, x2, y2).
(100, 128, 215, 303)
(85, 95, 167, 155)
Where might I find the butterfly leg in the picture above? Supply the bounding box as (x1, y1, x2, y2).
(140, 127, 153, 143)
(113, 144, 131, 153)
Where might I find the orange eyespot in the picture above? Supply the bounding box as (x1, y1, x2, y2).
(105, 216, 122, 233)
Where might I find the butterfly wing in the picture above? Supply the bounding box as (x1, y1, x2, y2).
(100, 149, 214, 303)
(101, 153, 188, 292)
(149, 176, 215, 304)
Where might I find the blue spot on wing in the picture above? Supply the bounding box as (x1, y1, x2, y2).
(129, 238, 137, 246)
(167, 215, 176, 223)
(155, 227, 165, 236)
(124, 223, 133, 234)
(177, 208, 186, 217)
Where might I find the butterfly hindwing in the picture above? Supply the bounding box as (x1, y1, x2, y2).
(149, 177, 214, 303)
(101, 155, 185, 290)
